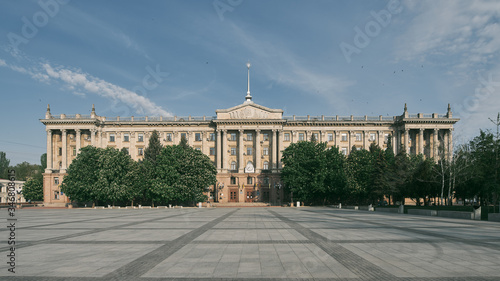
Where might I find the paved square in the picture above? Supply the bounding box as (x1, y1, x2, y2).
(1, 207, 500, 280)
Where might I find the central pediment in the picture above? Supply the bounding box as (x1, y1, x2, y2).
(216, 102, 283, 120)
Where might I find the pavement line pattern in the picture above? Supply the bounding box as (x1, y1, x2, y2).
(268, 209, 395, 280)
(103, 208, 239, 280)
(304, 209, 500, 250)
(0, 209, 202, 252)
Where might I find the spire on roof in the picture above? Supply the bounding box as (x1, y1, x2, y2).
(245, 61, 252, 103)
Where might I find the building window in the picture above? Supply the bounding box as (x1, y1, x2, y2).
(228, 133, 236, 141)
(313, 133, 319, 141)
(263, 147, 269, 156)
(195, 133, 202, 141)
(230, 161, 237, 171)
(122, 148, 129, 155)
(263, 161, 269, 170)
(54, 191, 59, 200)
(356, 146, 362, 151)
(263, 177, 269, 185)
(230, 176, 236, 185)
(195, 147, 201, 151)
(328, 133, 334, 142)
(247, 147, 253, 155)
(109, 133, 115, 142)
(72, 147, 76, 156)
(58, 147, 62, 156)
(299, 133, 304, 141)
(210, 147, 215, 155)
(246, 133, 253, 141)
(341, 148, 348, 155)
(124, 133, 130, 142)
(54, 177, 59, 185)
(138, 133, 144, 142)
(230, 147, 236, 155)
(247, 177, 253, 185)
(370, 133, 376, 141)
(284, 133, 290, 141)
(341, 133, 348, 142)
(355, 133, 362, 141)
(166, 133, 172, 142)
(181, 133, 187, 140)
(210, 133, 216, 141)
(59, 162, 62, 169)
(263, 133, 269, 141)
(138, 147, 144, 156)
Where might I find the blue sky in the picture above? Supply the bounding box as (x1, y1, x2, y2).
(1, 0, 500, 165)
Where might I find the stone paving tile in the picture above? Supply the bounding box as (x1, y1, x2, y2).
(311, 227, 432, 241)
(0, 244, 162, 277)
(62, 229, 193, 241)
(2, 207, 500, 281)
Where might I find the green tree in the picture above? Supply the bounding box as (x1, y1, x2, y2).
(40, 153, 47, 171)
(0, 152, 10, 179)
(10, 161, 41, 181)
(22, 176, 43, 201)
(179, 135, 189, 149)
(144, 130, 162, 164)
(323, 146, 347, 204)
(94, 148, 137, 206)
(281, 141, 328, 204)
(61, 146, 101, 204)
(345, 147, 375, 204)
(150, 144, 216, 206)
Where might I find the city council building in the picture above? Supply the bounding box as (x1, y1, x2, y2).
(41, 66, 459, 207)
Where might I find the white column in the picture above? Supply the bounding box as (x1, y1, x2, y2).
(61, 129, 67, 171)
(46, 129, 52, 172)
(216, 130, 221, 171)
(187, 131, 193, 147)
(201, 131, 207, 155)
(404, 129, 409, 154)
(278, 130, 284, 169)
(433, 129, 439, 158)
(255, 129, 261, 172)
(378, 131, 383, 148)
(448, 128, 453, 161)
(419, 128, 424, 155)
(349, 131, 354, 152)
(91, 129, 96, 146)
(239, 129, 244, 173)
(392, 133, 397, 154)
(75, 129, 81, 154)
(271, 129, 277, 170)
(363, 130, 368, 150)
(222, 130, 227, 171)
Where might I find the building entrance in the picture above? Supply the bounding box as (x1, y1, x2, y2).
(245, 189, 254, 202)
(229, 189, 239, 202)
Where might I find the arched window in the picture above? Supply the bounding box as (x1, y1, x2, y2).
(263, 161, 269, 170)
(230, 161, 237, 171)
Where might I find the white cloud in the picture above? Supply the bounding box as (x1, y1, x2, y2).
(0, 55, 170, 116)
(396, 0, 500, 69)
(41, 63, 171, 116)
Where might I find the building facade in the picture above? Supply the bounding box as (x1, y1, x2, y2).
(40, 68, 459, 206)
(0, 179, 26, 204)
